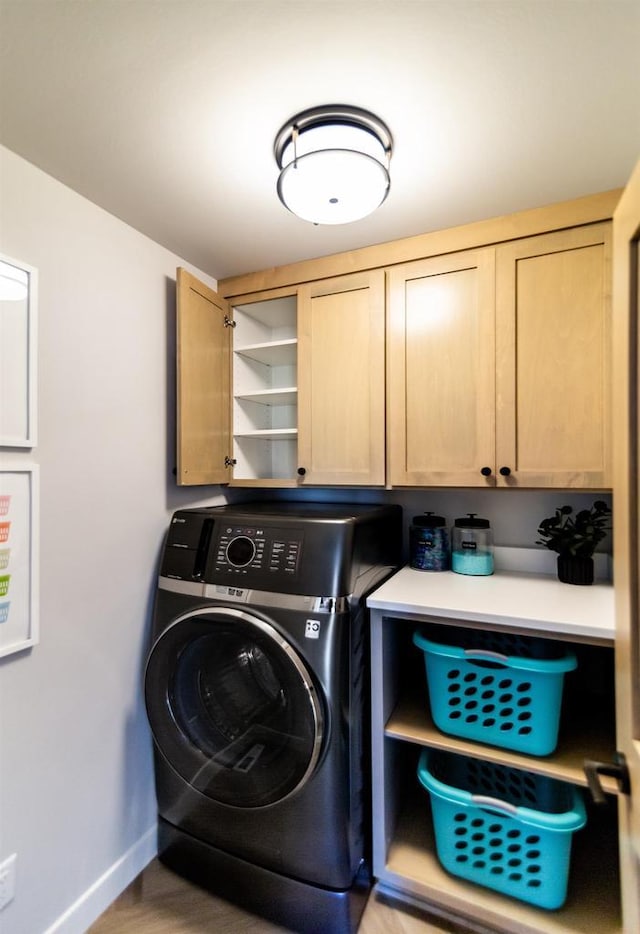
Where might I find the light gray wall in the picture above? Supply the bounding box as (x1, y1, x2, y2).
(0, 145, 228, 934)
(0, 144, 612, 934)
(236, 486, 613, 562)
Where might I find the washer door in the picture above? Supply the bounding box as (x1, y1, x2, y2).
(145, 607, 324, 808)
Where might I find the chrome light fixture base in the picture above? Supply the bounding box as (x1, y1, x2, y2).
(274, 105, 393, 225)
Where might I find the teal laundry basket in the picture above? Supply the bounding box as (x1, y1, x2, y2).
(413, 628, 577, 756)
(417, 749, 586, 909)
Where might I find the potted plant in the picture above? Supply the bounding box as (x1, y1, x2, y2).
(536, 500, 611, 585)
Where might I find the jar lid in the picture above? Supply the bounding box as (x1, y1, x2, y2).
(454, 512, 490, 529)
(412, 511, 446, 528)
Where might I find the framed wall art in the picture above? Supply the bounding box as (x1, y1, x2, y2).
(0, 464, 39, 658)
(0, 253, 38, 447)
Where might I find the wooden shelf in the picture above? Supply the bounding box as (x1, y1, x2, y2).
(382, 787, 621, 934)
(234, 387, 297, 406)
(386, 693, 619, 794)
(234, 339, 297, 366)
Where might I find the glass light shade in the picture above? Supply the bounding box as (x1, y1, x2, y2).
(277, 149, 390, 225)
(0, 260, 28, 301)
(274, 106, 392, 225)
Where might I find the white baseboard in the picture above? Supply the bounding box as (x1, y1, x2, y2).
(43, 825, 157, 934)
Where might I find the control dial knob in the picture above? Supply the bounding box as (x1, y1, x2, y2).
(225, 535, 256, 567)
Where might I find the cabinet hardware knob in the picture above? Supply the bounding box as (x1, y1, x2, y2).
(584, 753, 630, 804)
(297, 467, 306, 476)
(480, 466, 492, 477)
(499, 466, 512, 476)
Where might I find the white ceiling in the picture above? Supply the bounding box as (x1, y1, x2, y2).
(1, 0, 639, 282)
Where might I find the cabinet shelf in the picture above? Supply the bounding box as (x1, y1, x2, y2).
(234, 339, 297, 366)
(386, 693, 618, 795)
(231, 300, 297, 481)
(233, 428, 297, 440)
(234, 387, 297, 406)
(381, 783, 621, 934)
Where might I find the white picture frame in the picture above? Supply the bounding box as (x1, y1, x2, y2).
(0, 253, 38, 447)
(0, 464, 39, 658)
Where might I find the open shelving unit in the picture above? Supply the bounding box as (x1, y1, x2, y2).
(368, 568, 621, 934)
(231, 296, 298, 482)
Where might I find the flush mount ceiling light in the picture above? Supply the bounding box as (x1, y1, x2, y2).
(274, 105, 393, 225)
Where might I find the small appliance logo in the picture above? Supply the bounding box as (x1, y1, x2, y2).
(305, 619, 321, 639)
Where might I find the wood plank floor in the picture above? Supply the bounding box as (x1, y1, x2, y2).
(88, 859, 471, 934)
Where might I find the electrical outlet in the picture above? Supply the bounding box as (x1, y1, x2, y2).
(0, 853, 16, 910)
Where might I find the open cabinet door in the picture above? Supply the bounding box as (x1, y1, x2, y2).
(613, 159, 640, 933)
(176, 268, 232, 485)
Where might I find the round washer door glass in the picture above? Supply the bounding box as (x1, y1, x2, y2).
(145, 608, 324, 808)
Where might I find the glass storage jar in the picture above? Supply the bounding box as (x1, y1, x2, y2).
(410, 512, 449, 571)
(451, 513, 494, 576)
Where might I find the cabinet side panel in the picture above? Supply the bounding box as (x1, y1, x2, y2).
(176, 269, 231, 485)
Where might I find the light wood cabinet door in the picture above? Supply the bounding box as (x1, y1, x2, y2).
(613, 159, 640, 933)
(387, 250, 496, 486)
(297, 270, 386, 485)
(495, 224, 612, 488)
(176, 268, 232, 485)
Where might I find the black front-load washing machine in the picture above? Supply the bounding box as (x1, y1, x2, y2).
(144, 501, 402, 933)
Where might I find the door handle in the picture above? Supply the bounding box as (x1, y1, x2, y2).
(584, 752, 630, 804)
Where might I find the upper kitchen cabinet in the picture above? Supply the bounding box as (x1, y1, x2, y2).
(495, 223, 611, 488)
(176, 268, 386, 486)
(387, 223, 612, 489)
(387, 248, 497, 487)
(178, 189, 618, 490)
(296, 271, 385, 486)
(230, 269, 386, 485)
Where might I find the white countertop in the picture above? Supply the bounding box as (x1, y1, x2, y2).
(366, 564, 615, 643)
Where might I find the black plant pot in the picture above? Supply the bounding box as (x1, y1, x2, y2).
(557, 554, 594, 585)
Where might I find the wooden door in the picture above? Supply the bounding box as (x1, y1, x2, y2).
(387, 249, 496, 486)
(176, 268, 232, 485)
(495, 225, 611, 488)
(297, 271, 385, 485)
(613, 160, 640, 933)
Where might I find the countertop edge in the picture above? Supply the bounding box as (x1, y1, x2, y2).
(366, 566, 615, 643)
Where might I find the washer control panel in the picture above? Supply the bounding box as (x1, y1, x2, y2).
(213, 524, 303, 578)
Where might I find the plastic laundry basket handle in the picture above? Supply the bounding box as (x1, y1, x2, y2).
(463, 649, 509, 663)
(470, 795, 519, 816)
